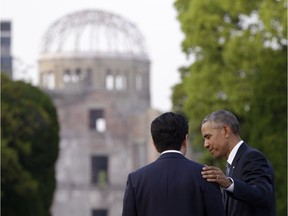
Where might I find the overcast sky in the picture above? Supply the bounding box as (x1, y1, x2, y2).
(0, 0, 191, 112)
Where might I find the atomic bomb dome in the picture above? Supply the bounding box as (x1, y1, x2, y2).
(38, 10, 156, 216)
(40, 9, 148, 59)
(38, 9, 150, 91)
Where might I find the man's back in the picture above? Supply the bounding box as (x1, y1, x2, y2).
(122, 153, 225, 216)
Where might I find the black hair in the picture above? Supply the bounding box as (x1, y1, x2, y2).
(150, 112, 188, 153)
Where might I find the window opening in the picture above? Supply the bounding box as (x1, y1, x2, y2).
(73, 68, 82, 82)
(89, 109, 106, 132)
(92, 209, 108, 216)
(116, 74, 126, 90)
(91, 156, 108, 185)
(63, 69, 71, 83)
(105, 70, 114, 90)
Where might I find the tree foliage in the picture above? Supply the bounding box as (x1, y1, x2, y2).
(1, 74, 59, 216)
(172, 0, 287, 214)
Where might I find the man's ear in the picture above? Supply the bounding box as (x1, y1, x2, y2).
(223, 125, 231, 137)
(181, 134, 188, 155)
(185, 134, 189, 144)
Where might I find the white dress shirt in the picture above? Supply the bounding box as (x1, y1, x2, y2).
(161, 150, 182, 155)
(225, 140, 243, 192)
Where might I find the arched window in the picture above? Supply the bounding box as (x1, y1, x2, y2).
(105, 70, 114, 90)
(115, 74, 127, 90)
(63, 69, 71, 83)
(74, 68, 82, 82)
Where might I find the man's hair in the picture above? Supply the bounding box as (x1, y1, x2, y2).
(201, 109, 240, 135)
(151, 112, 188, 153)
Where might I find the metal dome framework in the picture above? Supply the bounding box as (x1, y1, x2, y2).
(41, 10, 148, 58)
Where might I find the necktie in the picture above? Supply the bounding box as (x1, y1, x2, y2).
(226, 162, 231, 176)
(224, 162, 232, 214)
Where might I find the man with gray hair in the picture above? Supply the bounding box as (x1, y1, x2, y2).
(201, 109, 276, 216)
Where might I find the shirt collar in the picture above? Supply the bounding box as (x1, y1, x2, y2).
(161, 150, 182, 155)
(227, 140, 243, 165)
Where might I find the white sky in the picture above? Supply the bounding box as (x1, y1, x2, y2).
(0, 0, 191, 112)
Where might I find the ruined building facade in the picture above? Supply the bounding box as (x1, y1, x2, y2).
(38, 10, 160, 216)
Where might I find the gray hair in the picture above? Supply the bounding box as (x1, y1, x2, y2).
(201, 110, 240, 134)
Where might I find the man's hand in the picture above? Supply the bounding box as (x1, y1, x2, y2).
(201, 166, 232, 188)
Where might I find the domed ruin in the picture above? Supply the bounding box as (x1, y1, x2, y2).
(40, 9, 148, 59)
(38, 9, 159, 216)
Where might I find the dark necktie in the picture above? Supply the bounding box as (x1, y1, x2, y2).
(226, 162, 231, 177)
(224, 162, 232, 214)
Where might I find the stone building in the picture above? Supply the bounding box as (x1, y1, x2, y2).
(38, 10, 161, 216)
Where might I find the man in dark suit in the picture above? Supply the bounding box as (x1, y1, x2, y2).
(122, 112, 225, 216)
(201, 110, 276, 216)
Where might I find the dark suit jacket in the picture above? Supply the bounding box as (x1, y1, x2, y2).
(122, 153, 225, 216)
(226, 142, 276, 216)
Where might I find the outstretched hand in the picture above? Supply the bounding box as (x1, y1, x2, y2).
(201, 166, 232, 189)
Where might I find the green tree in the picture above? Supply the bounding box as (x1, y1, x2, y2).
(1, 74, 59, 216)
(173, 0, 287, 214)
